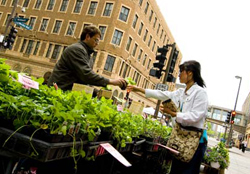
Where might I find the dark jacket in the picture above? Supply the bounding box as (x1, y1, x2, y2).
(48, 41, 109, 91)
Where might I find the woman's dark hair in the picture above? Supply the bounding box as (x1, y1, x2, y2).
(179, 60, 206, 88)
(80, 25, 101, 41)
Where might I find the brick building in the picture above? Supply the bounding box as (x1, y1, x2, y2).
(0, 0, 182, 107)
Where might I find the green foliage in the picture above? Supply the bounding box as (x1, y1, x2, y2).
(125, 77, 136, 85)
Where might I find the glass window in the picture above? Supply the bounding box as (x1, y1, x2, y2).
(142, 54, 147, 66)
(23, 0, 30, 8)
(138, 22, 143, 35)
(25, 40, 34, 54)
(28, 17, 36, 29)
(1, 0, 7, 5)
(137, 49, 143, 61)
(46, 44, 53, 58)
(104, 55, 116, 72)
(139, 0, 143, 6)
(34, 0, 42, 9)
(51, 45, 62, 59)
(92, 51, 97, 64)
(88, 1, 98, 15)
(147, 59, 151, 69)
(53, 20, 62, 34)
(47, 0, 55, 10)
(126, 37, 132, 51)
(74, 0, 83, 13)
(112, 29, 123, 46)
(4, 14, 11, 26)
(40, 19, 49, 31)
(99, 26, 106, 40)
(144, 2, 149, 14)
(153, 17, 157, 28)
(103, 3, 113, 16)
(157, 24, 160, 34)
(163, 34, 167, 44)
(20, 39, 27, 53)
(149, 10, 153, 21)
(119, 6, 130, 22)
(33, 41, 40, 55)
(152, 41, 156, 52)
(132, 43, 138, 57)
(122, 64, 128, 78)
(60, 0, 68, 12)
(143, 29, 148, 41)
(66, 22, 76, 36)
(148, 35, 152, 47)
(132, 14, 138, 28)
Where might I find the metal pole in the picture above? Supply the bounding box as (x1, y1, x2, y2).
(2, 0, 18, 43)
(153, 43, 176, 118)
(226, 76, 242, 146)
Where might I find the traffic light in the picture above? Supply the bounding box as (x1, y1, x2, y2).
(231, 110, 236, 124)
(166, 48, 179, 82)
(4, 26, 18, 50)
(225, 111, 231, 123)
(169, 49, 179, 74)
(149, 45, 169, 79)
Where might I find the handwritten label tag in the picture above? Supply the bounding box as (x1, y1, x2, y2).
(18, 74, 39, 90)
(156, 143, 180, 155)
(100, 143, 132, 167)
(117, 104, 123, 111)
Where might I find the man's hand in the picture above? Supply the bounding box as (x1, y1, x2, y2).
(109, 78, 127, 89)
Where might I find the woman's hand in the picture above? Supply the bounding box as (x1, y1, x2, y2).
(126, 85, 145, 94)
(160, 105, 177, 117)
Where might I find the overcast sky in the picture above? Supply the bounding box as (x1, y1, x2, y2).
(155, 0, 250, 111)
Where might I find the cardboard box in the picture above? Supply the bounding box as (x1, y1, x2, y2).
(72, 83, 94, 95)
(98, 90, 112, 99)
(128, 101, 144, 115)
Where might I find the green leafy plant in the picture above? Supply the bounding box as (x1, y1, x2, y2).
(125, 77, 136, 85)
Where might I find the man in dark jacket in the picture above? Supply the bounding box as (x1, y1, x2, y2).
(48, 25, 126, 91)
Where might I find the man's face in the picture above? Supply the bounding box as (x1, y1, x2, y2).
(84, 34, 100, 49)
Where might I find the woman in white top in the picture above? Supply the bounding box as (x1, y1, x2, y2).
(127, 60, 208, 174)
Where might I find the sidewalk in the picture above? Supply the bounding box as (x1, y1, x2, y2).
(225, 147, 250, 174)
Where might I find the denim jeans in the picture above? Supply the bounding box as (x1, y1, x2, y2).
(170, 143, 207, 174)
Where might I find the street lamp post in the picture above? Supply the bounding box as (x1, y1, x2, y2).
(226, 75, 242, 146)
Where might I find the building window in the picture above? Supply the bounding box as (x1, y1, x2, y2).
(47, 0, 55, 10)
(46, 44, 53, 58)
(137, 49, 143, 62)
(142, 54, 147, 66)
(160, 29, 164, 39)
(157, 24, 160, 34)
(119, 6, 130, 22)
(152, 41, 156, 52)
(25, 40, 34, 54)
(66, 22, 76, 36)
(51, 45, 62, 59)
(143, 29, 148, 42)
(53, 20, 62, 34)
(4, 14, 11, 26)
(1, 0, 7, 5)
(60, 0, 68, 12)
(149, 10, 153, 21)
(104, 55, 116, 72)
(88, 1, 98, 15)
(99, 26, 106, 40)
(138, 22, 143, 35)
(126, 37, 132, 51)
(163, 34, 167, 44)
(112, 29, 123, 46)
(132, 14, 138, 29)
(74, 0, 83, 13)
(144, 2, 149, 14)
(40, 19, 49, 31)
(147, 59, 151, 69)
(153, 17, 157, 28)
(132, 43, 138, 57)
(33, 41, 40, 55)
(34, 0, 42, 9)
(139, 0, 143, 6)
(20, 39, 27, 53)
(148, 35, 152, 47)
(28, 17, 36, 29)
(122, 64, 128, 78)
(23, 0, 30, 8)
(103, 3, 113, 16)
(92, 51, 97, 64)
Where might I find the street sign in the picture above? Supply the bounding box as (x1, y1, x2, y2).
(13, 21, 32, 30)
(13, 17, 29, 23)
(155, 83, 168, 91)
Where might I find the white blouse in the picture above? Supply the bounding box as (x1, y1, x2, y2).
(145, 83, 208, 129)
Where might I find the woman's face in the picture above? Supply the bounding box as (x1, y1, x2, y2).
(179, 70, 193, 84)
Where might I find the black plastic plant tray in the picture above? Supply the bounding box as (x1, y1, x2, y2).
(0, 127, 87, 162)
